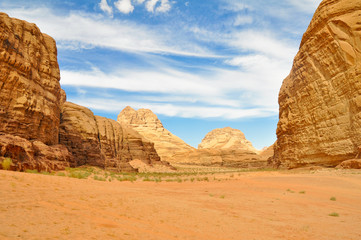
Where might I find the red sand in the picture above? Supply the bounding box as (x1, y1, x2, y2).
(1, 169, 361, 240)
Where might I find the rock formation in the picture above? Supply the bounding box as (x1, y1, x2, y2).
(0, 134, 72, 171)
(0, 13, 62, 145)
(117, 106, 195, 162)
(0, 13, 170, 172)
(199, 127, 258, 153)
(259, 143, 275, 162)
(0, 13, 72, 171)
(174, 127, 265, 168)
(273, 0, 361, 168)
(60, 102, 171, 172)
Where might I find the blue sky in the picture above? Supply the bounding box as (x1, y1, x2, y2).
(1, 0, 322, 149)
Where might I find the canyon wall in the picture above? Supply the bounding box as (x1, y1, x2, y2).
(0, 13, 168, 172)
(274, 0, 361, 168)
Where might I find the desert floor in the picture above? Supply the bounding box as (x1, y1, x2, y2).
(1, 168, 361, 240)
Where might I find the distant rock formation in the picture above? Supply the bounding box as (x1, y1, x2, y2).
(175, 127, 266, 168)
(260, 143, 275, 162)
(198, 127, 258, 153)
(118, 107, 268, 168)
(273, 0, 361, 168)
(117, 106, 195, 162)
(0, 13, 170, 172)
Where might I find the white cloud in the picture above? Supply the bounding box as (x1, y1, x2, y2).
(228, 30, 298, 60)
(99, 0, 113, 16)
(114, 0, 134, 14)
(4, 7, 213, 57)
(145, 0, 158, 12)
(156, 0, 171, 13)
(287, 0, 322, 13)
(145, 0, 171, 13)
(233, 15, 253, 26)
(70, 98, 277, 119)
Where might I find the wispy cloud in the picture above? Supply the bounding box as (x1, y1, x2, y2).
(287, 0, 322, 13)
(70, 97, 277, 119)
(4, 7, 213, 57)
(145, 0, 171, 13)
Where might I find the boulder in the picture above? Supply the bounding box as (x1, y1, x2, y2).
(336, 159, 361, 169)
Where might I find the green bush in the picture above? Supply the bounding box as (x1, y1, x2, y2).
(1, 158, 12, 170)
(329, 212, 339, 217)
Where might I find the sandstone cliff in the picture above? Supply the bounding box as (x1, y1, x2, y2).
(117, 106, 195, 162)
(0, 12, 61, 145)
(0, 13, 72, 171)
(60, 102, 168, 172)
(274, 0, 361, 168)
(0, 13, 168, 172)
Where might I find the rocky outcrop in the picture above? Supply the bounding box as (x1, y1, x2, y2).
(117, 106, 195, 163)
(172, 148, 263, 168)
(0, 134, 72, 171)
(0, 13, 62, 145)
(60, 102, 170, 172)
(336, 159, 361, 169)
(274, 0, 361, 168)
(199, 127, 258, 152)
(173, 127, 265, 168)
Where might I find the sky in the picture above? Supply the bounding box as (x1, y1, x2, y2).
(1, 0, 322, 149)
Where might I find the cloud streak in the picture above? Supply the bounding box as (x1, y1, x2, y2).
(4, 7, 213, 57)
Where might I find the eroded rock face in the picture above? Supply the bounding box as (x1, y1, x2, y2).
(173, 148, 263, 168)
(173, 127, 265, 168)
(117, 106, 195, 163)
(0, 134, 72, 171)
(199, 127, 258, 153)
(274, 0, 361, 168)
(0, 13, 62, 145)
(60, 102, 169, 172)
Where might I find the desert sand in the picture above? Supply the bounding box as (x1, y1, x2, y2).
(1, 169, 360, 240)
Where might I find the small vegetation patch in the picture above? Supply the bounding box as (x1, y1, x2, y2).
(1, 158, 12, 170)
(329, 212, 339, 217)
(330, 197, 336, 201)
(299, 191, 306, 194)
(25, 169, 39, 174)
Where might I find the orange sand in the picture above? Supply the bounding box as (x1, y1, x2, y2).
(1, 169, 361, 240)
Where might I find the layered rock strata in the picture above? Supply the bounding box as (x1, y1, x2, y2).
(199, 127, 259, 153)
(60, 102, 167, 172)
(117, 106, 195, 163)
(0, 13, 61, 145)
(174, 127, 265, 167)
(274, 0, 361, 168)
